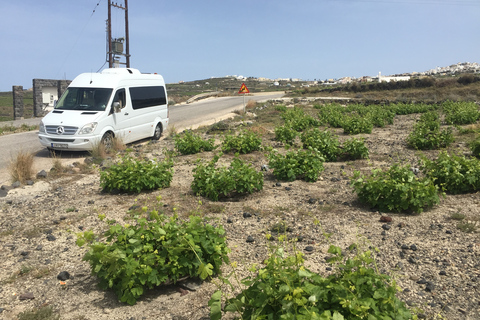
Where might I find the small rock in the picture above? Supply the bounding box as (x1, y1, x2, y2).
(285, 187, 292, 191)
(57, 271, 71, 281)
(243, 212, 252, 218)
(439, 270, 447, 276)
(12, 181, 21, 188)
(88, 200, 95, 205)
(37, 170, 48, 178)
(308, 198, 316, 204)
(408, 256, 417, 264)
(398, 222, 406, 229)
(410, 244, 418, 251)
(46, 234, 56, 241)
(417, 279, 427, 284)
(304, 246, 314, 252)
(401, 244, 410, 250)
(19, 292, 35, 300)
(226, 218, 233, 223)
(380, 216, 392, 223)
(425, 282, 435, 292)
(382, 224, 391, 231)
(446, 230, 453, 234)
(260, 164, 269, 171)
(246, 236, 255, 243)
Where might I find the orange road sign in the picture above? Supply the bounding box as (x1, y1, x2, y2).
(238, 83, 250, 94)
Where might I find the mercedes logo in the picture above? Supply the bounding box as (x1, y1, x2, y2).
(56, 126, 65, 135)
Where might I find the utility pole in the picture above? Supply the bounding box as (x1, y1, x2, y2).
(107, 0, 130, 68)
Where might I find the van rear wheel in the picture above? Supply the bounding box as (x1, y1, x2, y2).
(152, 123, 162, 140)
(101, 132, 113, 150)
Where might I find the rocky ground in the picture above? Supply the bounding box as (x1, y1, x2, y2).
(0, 100, 479, 320)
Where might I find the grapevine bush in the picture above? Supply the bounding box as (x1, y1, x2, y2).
(221, 130, 262, 154)
(351, 163, 440, 214)
(210, 244, 413, 320)
(268, 147, 325, 182)
(421, 151, 480, 194)
(174, 130, 216, 155)
(341, 137, 369, 160)
(100, 156, 173, 193)
(77, 208, 230, 305)
(442, 100, 480, 125)
(191, 153, 264, 201)
(300, 128, 340, 162)
(274, 124, 297, 145)
(406, 111, 454, 150)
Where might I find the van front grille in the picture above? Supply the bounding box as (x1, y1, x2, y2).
(49, 138, 75, 143)
(45, 125, 78, 135)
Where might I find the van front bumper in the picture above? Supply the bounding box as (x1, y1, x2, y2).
(38, 133, 100, 151)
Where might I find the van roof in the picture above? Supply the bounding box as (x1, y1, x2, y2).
(69, 68, 165, 88)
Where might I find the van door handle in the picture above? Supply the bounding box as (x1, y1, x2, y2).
(124, 112, 129, 115)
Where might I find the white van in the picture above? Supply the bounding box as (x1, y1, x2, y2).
(38, 68, 168, 151)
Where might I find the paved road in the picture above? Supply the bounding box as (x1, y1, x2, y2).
(0, 92, 284, 185)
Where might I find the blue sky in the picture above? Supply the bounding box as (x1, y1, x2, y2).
(0, 0, 479, 91)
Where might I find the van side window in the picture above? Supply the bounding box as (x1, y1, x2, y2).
(112, 89, 126, 109)
(129, 86, 167, 110)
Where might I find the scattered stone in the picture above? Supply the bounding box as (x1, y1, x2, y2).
(179, 279, 202, 291)
(128, 205, 141, 211)
(243, 212, 252, 218)
(410, 244, 418, 251)
(19, 292, 35, 300)
(417, 279, 427, 284)
(12, 181, 21, 188)
(439, 270, 447, 276)
(285, 187, 292, 191)
(408, 256, 417, 264)
(20, 251, 29, 257)
(425, 282, 436, 292)
(382, 224, 391, 231)
(260, 164, 269, 171)
(275, 182, 282, 187)
(380, 216, 392, 223)
(246, 236, 255, 243)
(88, 200, 95, 205)
(226, 217, 233, 224)
(57, 271, 70, 281)
(446, 230, 453, 234)
(401, 244, 410, 250)
(46, 234, 56, 241)
(308, 198, 317, 204)
(26, 180, 34, 186)
(304, 246, 314, 252)
(397, 222, 406, 229)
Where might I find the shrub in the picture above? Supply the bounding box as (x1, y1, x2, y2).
(300, 128, 340, 162)
(281, 106, 320, 131)
(406, 111, 454, 150)
(100, 156, 174, 193)
(470, 136, 480, 158)
(9, 150, 34, 183)
(351, 164, 440, 214)
(268, 147, 325, 182)
(274, 124, 297, 145)
(341, 137, 369, 160)
(316, 103, 345, 127)
(342, 115, 373, 134)
(442, 100, 480, 125)
(174, 130, 216, 155)
(78, 208, 230, 305)
(191, 154, 263, 201)
(420, 151, 480, 194)
(221, 130, 262, 154)
(210, 244, 413, 320)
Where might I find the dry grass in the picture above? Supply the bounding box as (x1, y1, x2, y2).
(9, 150, 34, 183)
(246, 99, 257, 110)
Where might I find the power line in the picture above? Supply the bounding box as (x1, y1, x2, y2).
(55, 1, 104, 79)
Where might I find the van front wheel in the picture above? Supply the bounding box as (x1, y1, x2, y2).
(101, 132, 113, 150)
(152, 123, 162, 140)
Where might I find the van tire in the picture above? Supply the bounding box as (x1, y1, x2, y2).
(152, 123, 162, 140)
(101, 132, 114, 150)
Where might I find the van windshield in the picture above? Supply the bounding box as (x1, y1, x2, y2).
(55, 88, 113, 111)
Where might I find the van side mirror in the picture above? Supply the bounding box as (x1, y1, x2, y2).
(113, 102, 121, 113)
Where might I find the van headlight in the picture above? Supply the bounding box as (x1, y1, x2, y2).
(39, 121, 45, 133)
(78, 122, 98, 135)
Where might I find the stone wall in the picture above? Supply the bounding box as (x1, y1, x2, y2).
(32, 79, 71, 117)
(12, 86, 24, 120)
